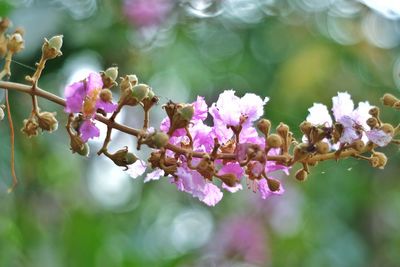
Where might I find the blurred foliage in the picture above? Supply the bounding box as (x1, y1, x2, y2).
(1, 0, 400, 266)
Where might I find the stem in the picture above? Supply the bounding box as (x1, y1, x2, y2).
(5, 90, 17, 193)
(98, 103, 123, 155)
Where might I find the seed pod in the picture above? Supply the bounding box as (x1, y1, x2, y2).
(367, 117, 378, 129)
(257, 119, 271, 136)
(299, 121, 312, 136)
(266, 178, 281, 192)
(266, 134, 282, 148)
(42, 35, 63, 59)
(100, 89, 113, 102)
(370, 152, 387, 169)
(101, 67, 118, 88)
(7, 32, 24, 53)
(218, 173, 239, 187)
(315, 141, 329, 154)
(295, 169, 308, 181)
(350, 140, 365, 152)
(37, 111, 58, 132)
(381, 93, 399, 107)
(21, 117, 39, 138)
(380, 123, 395, 136)
(107, 147, 138, 168)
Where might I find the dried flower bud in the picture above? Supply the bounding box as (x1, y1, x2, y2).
(257, 119, 271, 136)
(218, 173, 239, 187)
(266, 177, 281, 192)
(107, 147, 138, 168)
(266, 134, 282, 148)
(370, 152, 387, 169)
(42, 35, 63, 60)
(369, 107, 379, 117)
(367, 117, 378, 129)
(69, 134, 89, 156)
(101, 67, 118, 88)
(299, 121, 312, 136)
(21, 117, 39, 137)
(350, 140, 364, 152)
(7, 33, 24, 53)
(295, 169, 308, 181)
(100, 89, 113, 102)
(380, 123, 395, 136)
(292, 143, 309, 162)
(196, 156, 215, 180)
(315, 141, 329, 154)
(37, 111, 58, 132)
(276, 122, 289, 139)
(381, 93, 399, 107)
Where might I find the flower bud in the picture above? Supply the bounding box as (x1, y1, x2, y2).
(370, 152, 387, 169)
(350, 140, 364, 152)
(178, 104, 194, 122)
(394, 101, 400, 110)
(257, 119, 271, 136)
(196, 156, 215, 181)
(42, 35, 63, 60)
(367, 117, 378, 129)
(132, 84, 150, 102)
(381, 93, 399, 107)
(37, 111, 58, 132)
(21, 117, 39, 138)
(144, 131, 170, 148)
(69, 134, 89, 156)
(168, 104, 194, 135)
(101, 67, 118, 88)
(7, 33, 24, 53)
(369, 107, 379, 117)
(293, 143, 309, 162)
(295, 169, 308, 181)
(315, 141, 329, 154)
(218, 173, 239, 187)
(380, 123, 395, 136)
(266, 134, 283, 148)
(266, 178, 281, 192)
(276, 122, 289, 139)
(299, 121, 312, 136)
(107, 147, 138, 168)
(100, 89, 113, 102)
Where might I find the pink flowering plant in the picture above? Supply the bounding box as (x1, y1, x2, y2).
(1, 17, 400, 205)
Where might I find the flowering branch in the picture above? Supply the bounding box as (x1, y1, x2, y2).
(0, 18, 399, 205)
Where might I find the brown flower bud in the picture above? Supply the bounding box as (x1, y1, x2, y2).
(299, 121, 312, 136)
(100, 89, 113, 102)
(107, 147, 138, 168)
(394, 101, 400, 110)
(276, 122, 289, 139)
(293, 143, 309, 162)
(7, 33, 24, 53)
(69, 134, 89, 156)
(381, 93, 399, 107)
(196, 156, 215, 181)
(218, 173, 239, 187)
(42, 35, 63, 60)
(101, 67, 118, 88)
(370, 152, 387, 169)
(257, 119, 271, 136)
(266, 134, 283, 148)
(350, 140, 365, 152)
(315, 141, 329, 154)
(21, 117, 39, 138)
(369, 107, 379, 117)
(380, 123, 395, 136)
(367, 117, 378, 129)
(295, 169, 308, 181)
(37, 111, 58, 132)
(266, 178, 281, 192)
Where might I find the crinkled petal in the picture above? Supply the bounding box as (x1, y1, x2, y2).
(144, 168, 165, 183)
(212, 90, 241, 126)
(222, 183, 243, 193)
(127, 160, 147, 179)
(352, 101, 372, 128)
(200, 183, 223, 206)
(193, 96, 208, 121)
(306, 103, 332, 126)
(87, 72, 103, 92)
(332, 92, 354, 121)
(366, 129, 392, 147)
(80, 120, 100, 142)
(239, 93, 268, 124)
(96, 99, 118, 113)
(65, 81, 86, 113)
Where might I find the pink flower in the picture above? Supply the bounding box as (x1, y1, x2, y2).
(172, 166, 223, 206)
(64, 72, 117, 142)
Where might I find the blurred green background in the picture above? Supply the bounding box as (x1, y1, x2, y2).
(1, 0, 400, 266)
